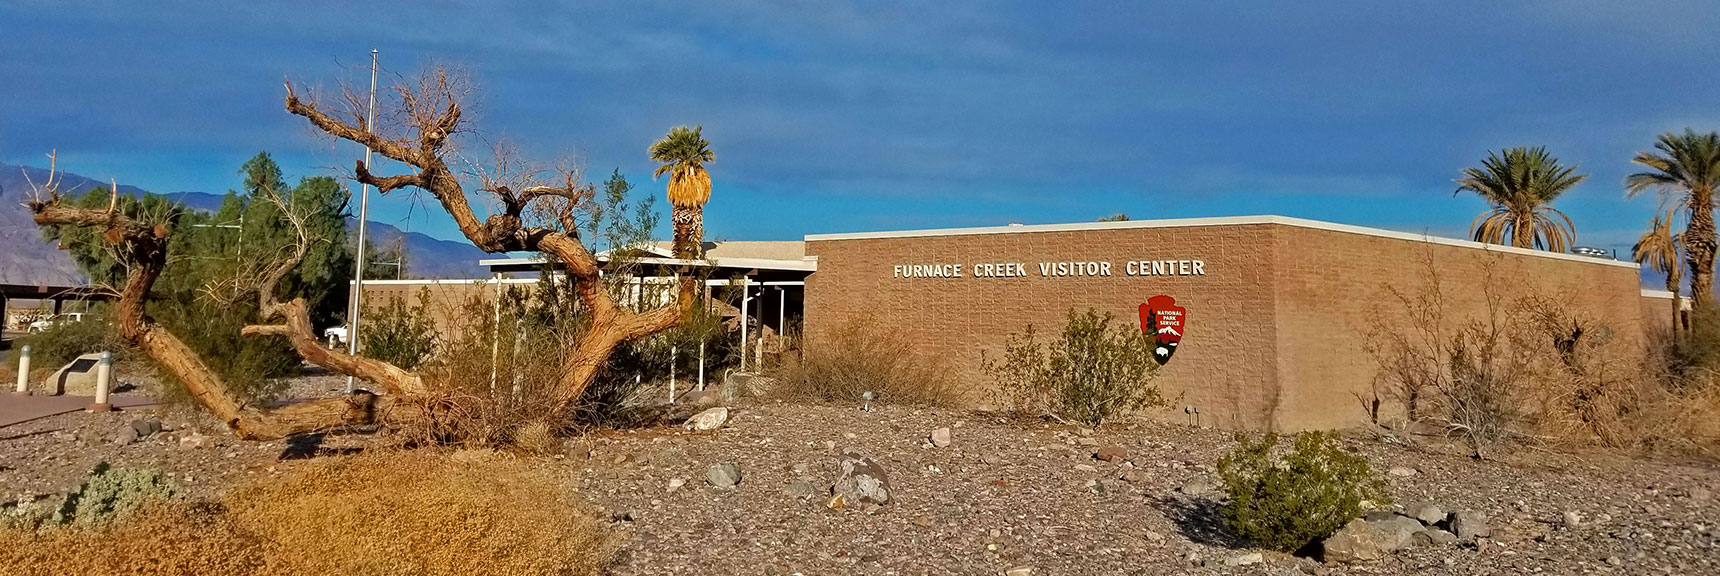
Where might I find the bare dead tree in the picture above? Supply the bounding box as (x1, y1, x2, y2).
(28, 65, 703, 441)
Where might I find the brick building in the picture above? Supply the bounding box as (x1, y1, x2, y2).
(802, 215, 1672, 431)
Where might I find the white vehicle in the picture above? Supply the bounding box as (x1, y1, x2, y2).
(27, 312, 84, 333)
(324, 326, 349, 348)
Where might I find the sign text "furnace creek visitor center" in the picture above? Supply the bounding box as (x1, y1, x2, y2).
(891, 259, 1208, 279)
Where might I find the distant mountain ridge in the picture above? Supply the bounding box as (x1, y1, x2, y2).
(0, 162, 486, 284)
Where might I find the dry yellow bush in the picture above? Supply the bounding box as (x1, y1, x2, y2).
(769, 316, 965, 407)
(0, 452, 619, 576)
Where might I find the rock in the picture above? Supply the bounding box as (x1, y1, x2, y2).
(1178, 478, 1218, 496)
(783, 480, 820, 500)
(1362, 510, 1400, 522)
(666, 477, 687, 493)
(1224, 552, 1264, 566)
(1073, 464, 1098, 473)
(178, 432, 211, 449)
(1387, 466, 1417, 477)
(1447, 510, 1491, 540)
(1561, 510, 1582, 528)
(678, 389, 724, 407)
(831, 448, 892, 506)
(129, 419, 163, 437)
(684, 407, 730, 431)
(1408, 502, 1445, 525)
(1120, 470, 1148, 483)
(1424, 528, 1458, 545)
(112, 426, 138, 446)
(929, 427, 951, 448)
(706, 463, 742, 488)
(43, 353, 103, 395)
(1094, 445, 1127, 463)
(1075, 437, 1100, 447)
(1322, 516, 1425, 563)
(979, 454, 1003, 465)
(1003, 566, 1035, 576)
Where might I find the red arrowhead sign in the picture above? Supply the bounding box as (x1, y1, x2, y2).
(1139, 295, 1186, 365)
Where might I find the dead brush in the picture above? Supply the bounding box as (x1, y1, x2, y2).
(766, 316, 965, 407)
(0, 452, 620, 576)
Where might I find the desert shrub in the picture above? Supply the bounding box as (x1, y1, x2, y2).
(0, 452, 618, 576)
(361, 289, 438, 370)
(985, 308, 1164, 426)
(1217, 431, 1390, 552)
(8, 309, 129, 369)
(53, 462, 179, 526)
(767, 316, 962, 407)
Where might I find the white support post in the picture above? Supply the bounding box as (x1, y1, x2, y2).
(738, 278, 750, 372)
(778, 287, 786, 353)
(698, 342, 706, 391)
(669, 345, 678, 403)
(87, 351, 113, 412)
(489, 272, 502, 393)
(13, 345, 31, 395)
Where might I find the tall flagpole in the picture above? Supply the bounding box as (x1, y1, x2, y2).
(346, 49, 379, 393)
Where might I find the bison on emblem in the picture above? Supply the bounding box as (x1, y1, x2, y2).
(1139, 295, 1186, 365)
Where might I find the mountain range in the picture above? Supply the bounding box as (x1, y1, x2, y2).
(0, 162, 488, 285)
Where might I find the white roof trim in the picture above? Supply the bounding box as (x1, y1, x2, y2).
(480, 255, 815, 272)
(1642, 289, 1676, 299)
(804, 215, 1640, 270)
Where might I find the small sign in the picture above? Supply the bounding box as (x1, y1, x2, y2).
(1140, 295, 1185, 365)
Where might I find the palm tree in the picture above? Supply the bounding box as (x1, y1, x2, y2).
(1633, 207, 1684, 335)
(1455, 146, 1586, 251)
(649, 126, 715, 259)
(1627, 129, 1720, 307)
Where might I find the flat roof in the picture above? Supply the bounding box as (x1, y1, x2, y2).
(803, 215, 1640, 270)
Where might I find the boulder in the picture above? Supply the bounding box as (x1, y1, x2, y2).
(1408, 502, 1445, 526)
(830, 448, 892, 507)
(929, 427, 951, 448)
(129, 419, 163, 437)
(1322, 515, 1426, 563)
(783, 480, 821, 500)
(1447, 510, 1491, 540)
(1224, 552, 1264, 566)
(684, 407, 730, 431)
(706, 463, 742, 488)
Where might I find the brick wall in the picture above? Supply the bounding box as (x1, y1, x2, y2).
(804, 218, 1650, 431)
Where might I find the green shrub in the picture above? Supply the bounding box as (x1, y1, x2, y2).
(361, 290, 438, 370)
(1216, 431, 1389, 552)
(53, 463, 178, 526)
(9, 309, 129, 369)
(985, 308, 1164, 425)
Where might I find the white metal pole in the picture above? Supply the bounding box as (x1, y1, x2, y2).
(345, 49, 380, 394)
(698, 341, 706, 391)
(490, 272, 502, 393)
(669, 345, 677, 403)
(778, 286, 786, 353)
(738, 279, 750, 372)
(88, 351, 113, 412)
(13, 345, 31, 395)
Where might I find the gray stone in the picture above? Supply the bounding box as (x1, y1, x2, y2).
(1408, 503, 1445, 525)
(112, 426, 139, 446)
(1387, 466, 1418, 477)
(129, 419, 163, 437)
(783, 480, 821, 499)
(666, 477, 687, 493)
(1447, 510, 1491, 540)
(1322, 516, 1426, 563)
(178, 432, 211, 449)
(1424, 528, 1458, 545)
(1362, 510, 1401, 522)
(1178, 477, 1218, 496)
(684, 407, 730, 431)
(831, 447, 892, 506)
(1224, 552, 1264, 566)
(929, 427, 951, 448)
(1562, 511, 1582, 528)
(1003, 566, 1035, 576)
(1075, 437, 1100, 447)
(706, 462, 742, 488)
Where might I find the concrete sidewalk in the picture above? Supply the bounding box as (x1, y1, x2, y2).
(0, 394, 157, 428)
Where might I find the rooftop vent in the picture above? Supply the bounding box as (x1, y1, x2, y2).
(1570, 246, 1613, 259)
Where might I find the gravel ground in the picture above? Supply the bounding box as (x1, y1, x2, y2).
(2, 391, 1716, 575)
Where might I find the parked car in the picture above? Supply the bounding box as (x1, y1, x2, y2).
(27, 312, 84, 333)
(324, 326, 348, 348)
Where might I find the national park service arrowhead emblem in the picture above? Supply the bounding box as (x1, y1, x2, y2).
(1140, 295, 1186, 365)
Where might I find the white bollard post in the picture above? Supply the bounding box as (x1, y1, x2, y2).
(13, 345, 30, 396)
(88, 351, 114, 412)
(669, 345, 677, 403)
(697, 342, 706, 391)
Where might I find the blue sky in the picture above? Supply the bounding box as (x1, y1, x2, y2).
(3, 1, 1718, 256)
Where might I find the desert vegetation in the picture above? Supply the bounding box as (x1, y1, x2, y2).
(986, 308, 1165, 426)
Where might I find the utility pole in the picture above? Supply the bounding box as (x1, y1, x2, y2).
(346, 49, 379, 393)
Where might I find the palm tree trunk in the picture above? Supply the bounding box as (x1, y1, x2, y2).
(1686, 189, 1717, 308)
(1514, 213, 1535, 249)
(672, 204, 703, 260)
